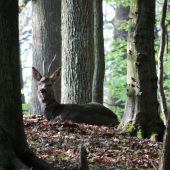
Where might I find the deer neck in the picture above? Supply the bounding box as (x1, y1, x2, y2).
(38, 93, 59, 117)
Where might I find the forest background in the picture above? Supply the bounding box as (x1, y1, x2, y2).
(20, 0, 170, 123)
(19, 0, 128, 119)
(0, 0, 169, 169)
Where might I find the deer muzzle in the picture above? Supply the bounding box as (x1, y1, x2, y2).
(40, 88, 47, 94)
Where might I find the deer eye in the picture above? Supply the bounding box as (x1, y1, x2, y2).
(48, 84, 52, 86)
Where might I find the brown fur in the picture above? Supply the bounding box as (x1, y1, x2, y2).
(32, 66, 119, 126)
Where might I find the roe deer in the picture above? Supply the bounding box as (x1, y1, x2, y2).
(32, 57, 119, 126)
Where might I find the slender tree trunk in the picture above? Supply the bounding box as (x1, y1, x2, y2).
(31, 0, 61, 115)
(92, 0, 105, 104)
(61, 0, 94, 104)
(158, 1, 170, 169)
(158, 0, 168, 125)
(0, 1, 58, 169)
(119, 0, 164, 141)
(159, 117, 170, 170)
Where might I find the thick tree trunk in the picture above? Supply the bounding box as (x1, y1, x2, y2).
(92, 0, 105, 104)
(61, 0, 94, 104)
(0, 1, 58, 169)
(31, 0, 61, 115)
(119, 0, 164, 141)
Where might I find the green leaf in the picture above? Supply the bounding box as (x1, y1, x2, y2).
(117, 156, 122, 161)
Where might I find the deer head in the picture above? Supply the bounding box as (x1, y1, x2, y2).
(32, 56, 61, 102)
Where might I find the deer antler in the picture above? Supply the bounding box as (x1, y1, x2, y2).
(48, 54, 57, 76)
(43, 58, 46, 77)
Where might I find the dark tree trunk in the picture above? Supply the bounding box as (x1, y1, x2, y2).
(119, 0, 164, 141)
(0, 1, 58, 169)
(31, 0, 61, 115)
(92, 0, 105, 104)
(61, 0, 94, 104)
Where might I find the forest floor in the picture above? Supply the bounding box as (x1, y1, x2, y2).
(23, 115, 162, 170)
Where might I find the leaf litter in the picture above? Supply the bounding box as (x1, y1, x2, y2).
(23, 115, 162, 170)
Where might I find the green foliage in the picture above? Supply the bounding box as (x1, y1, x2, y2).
(89, 164, 100, 170)
(58, 152, 70, 159)
(117, 156, 122, 161)
(155, 1, 170, 120)
(103, 0, 129, 120)
(30, 141, 34, 144)
(22, 100, 30, 116)
(103, 0, 170, 124)
(18, 1, 25, 7)
(119, 20, 129, 31)
(104, 38, 127, 119)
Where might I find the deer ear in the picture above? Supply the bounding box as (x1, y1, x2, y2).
(50, 67, 61, 83)
(32, 67, 42, 81)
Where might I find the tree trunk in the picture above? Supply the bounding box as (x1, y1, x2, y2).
(158, 1, 170, 168)
(92, 0, 105, 104)
(118, 0, 164, 141)
(61, 0, 94, 104)
(31, 0, 61, 115)
(157, 0, 168, 125)
(159, 117, 170, 170)
(0, 1, 58, 169)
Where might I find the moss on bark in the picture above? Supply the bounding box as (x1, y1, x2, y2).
(124, 121, 164, 141)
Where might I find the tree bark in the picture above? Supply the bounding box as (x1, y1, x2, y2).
(159, 117, 170, 170)
(157, 0, 168, 125)
(31, 0, 61, 115)
(158, 1, 170, 168)
(61, 0, 94, 104)
(118, 0, 164, 141)
(0, 1, 58, 169)
(92, 0, 105, 104)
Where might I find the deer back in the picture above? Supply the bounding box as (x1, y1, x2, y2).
(52, 103, 119, 126)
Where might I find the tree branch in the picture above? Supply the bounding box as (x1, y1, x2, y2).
(157, 0, 168, 125)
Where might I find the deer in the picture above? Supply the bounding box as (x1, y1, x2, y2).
(32, 56, 119, 126)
